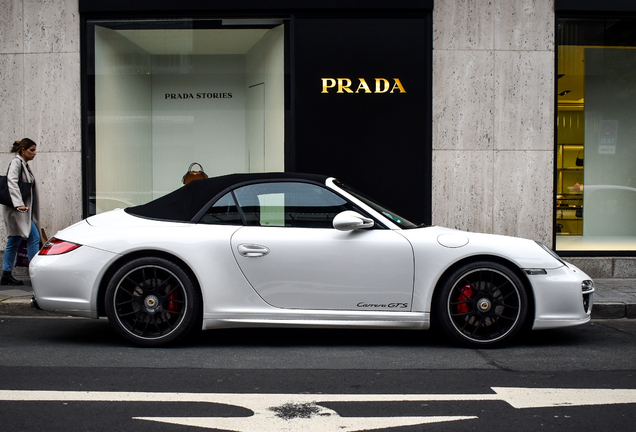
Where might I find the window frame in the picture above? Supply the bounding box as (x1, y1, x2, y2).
(554, 9, 636, 257)
(197, 180, 387, 229)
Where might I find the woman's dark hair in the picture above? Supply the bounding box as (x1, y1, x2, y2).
(11, 138, 37, 154)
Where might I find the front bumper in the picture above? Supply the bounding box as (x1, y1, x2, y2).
(530, 264, 594, 330)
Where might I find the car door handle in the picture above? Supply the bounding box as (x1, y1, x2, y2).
(237, 244, 270, 258)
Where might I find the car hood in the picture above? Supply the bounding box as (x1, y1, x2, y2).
(399, 226, 565, 270)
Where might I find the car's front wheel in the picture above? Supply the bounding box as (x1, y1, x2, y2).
(105, 257, 201, 347)
(435, 261, 528, 348)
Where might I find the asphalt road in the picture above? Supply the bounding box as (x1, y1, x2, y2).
(1, 317, 635, 431)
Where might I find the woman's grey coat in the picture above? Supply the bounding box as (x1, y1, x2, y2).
(2, 155, 39, 238)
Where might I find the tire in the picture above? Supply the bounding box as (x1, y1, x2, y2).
(105, 257, 202, 347)
(435, 261, 529, 348)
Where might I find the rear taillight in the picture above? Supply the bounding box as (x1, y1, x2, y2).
(39, 238, 81, 255)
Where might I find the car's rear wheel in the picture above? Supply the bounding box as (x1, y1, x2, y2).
(105, 257, 201, 347)
(436, 261, 528, 348)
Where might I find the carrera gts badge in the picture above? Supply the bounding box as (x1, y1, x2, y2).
(357, 302, 408, 308)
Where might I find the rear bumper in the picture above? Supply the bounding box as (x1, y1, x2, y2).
(30, 245, 118, 318)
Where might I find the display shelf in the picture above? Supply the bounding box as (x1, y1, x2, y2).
(556, 144, 584, 235)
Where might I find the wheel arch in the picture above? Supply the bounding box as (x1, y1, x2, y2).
(430, 254, 536, 331)
(97, 250, 203, 317)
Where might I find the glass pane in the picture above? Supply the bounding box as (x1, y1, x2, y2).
(556, 18, 636, 251)
(233, 182, 354, 228)
(88, 19, 285, 214)
(334, 180, 418, 229)
(199, 192, 243, 225)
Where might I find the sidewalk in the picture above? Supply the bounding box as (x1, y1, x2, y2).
(0, 275, 60, 316)
(1, 275, 635, 319)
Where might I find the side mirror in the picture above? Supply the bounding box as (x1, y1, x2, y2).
(333, 210, 375, 231)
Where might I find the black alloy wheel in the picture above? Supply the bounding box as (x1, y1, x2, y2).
(105, 257, 201, 347)
(436, 261, 528, 348)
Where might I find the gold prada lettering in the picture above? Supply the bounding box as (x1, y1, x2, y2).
(390, 78, 406, 93)
(337, 78, 354, 93)
(321, 78, 337, 93)
(375, 78, 390, 93)
(355, 78, 372, 93)
(321, 78, 406, 94)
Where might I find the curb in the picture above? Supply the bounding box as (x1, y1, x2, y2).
(591, 302, 636, 320)
(0, 297, 63, 317)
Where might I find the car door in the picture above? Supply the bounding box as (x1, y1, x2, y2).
(229, 181, 414, 311)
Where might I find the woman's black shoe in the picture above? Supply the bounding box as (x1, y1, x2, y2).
(1, 271, 24, 286)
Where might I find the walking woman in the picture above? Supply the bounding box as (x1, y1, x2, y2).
(1, 138, 40, 285)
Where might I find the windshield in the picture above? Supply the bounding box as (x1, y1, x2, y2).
(334, 180, 419, 229)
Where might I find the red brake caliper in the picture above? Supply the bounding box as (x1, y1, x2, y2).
(167, 285, 177, 312)
(457, 284, 473, 314)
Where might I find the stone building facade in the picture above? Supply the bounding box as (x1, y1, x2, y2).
(1, 0, 635, 276)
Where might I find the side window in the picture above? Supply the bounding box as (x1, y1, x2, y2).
(199, 192, 243, 225)
(233, 182, 355, 228)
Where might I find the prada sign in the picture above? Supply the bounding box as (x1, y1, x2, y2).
(294, 17, 430, 224)
(164, 92, 233, 100)
(321, 78, 406, 94)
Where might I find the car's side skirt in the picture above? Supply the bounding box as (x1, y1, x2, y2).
(202, 311, 429, 330)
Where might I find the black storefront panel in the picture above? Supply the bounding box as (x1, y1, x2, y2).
(293, 17, 431, 224)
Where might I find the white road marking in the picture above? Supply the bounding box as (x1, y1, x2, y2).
(1, 388, 635, 431)
(135, 413, 475, 431)
(491, 387, 636, 409)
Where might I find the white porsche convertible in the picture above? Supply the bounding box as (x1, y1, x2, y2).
(30, 173, 594, 347)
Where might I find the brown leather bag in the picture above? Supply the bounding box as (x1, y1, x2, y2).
(182, 163, 209, 185)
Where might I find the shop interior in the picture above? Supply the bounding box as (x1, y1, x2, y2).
(557, 35, 636, 251)
(91, 20, 285, 212)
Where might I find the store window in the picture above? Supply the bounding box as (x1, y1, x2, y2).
(556, 17, 636, 252)
(86, 19, 285, 214)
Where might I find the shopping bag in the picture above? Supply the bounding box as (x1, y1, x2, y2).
(15, 239, 29, 267)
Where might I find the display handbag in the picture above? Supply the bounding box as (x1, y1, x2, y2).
(0, 161, 32, 207)
(575, 149, 584, 167)
(182, 162, 208, 185)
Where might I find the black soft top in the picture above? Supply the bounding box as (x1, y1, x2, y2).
(125, 172, 329, 222)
